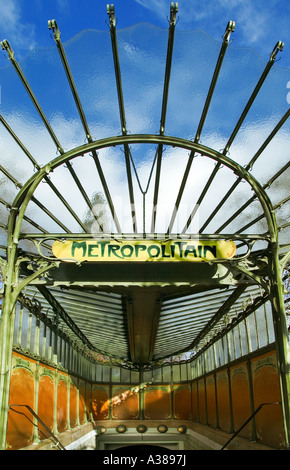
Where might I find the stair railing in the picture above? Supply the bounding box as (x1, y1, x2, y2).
(220, 401, 282, 450)
(9, 405, 66, 450)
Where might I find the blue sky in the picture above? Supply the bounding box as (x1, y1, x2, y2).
(0, 0, 290, 68)
(0, 0, 289, 242)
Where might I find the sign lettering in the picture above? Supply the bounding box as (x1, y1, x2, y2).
(52, 239, 236, 262)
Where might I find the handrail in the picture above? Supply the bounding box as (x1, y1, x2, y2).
(220, 402, 282, 450)
(9, 405, 66, 450)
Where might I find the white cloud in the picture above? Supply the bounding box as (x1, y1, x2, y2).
(0, 0, 36, 50)
(55, 0, 71, 18)
(134, 0, 286, 58)
(0, 102, 288, 240)
(134, 0, 169, 18)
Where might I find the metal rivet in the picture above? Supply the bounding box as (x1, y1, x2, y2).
(177, 425, 187, 434)
(136, 424, 147, 433)
(157, 424, 168, 433)
(116, 424, 127, 433)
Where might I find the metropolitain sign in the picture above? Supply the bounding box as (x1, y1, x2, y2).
(52, 239, 237, 262)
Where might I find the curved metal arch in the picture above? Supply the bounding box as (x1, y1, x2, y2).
(8, 133, 278, 247)
(4, 133, 280, 312)
(2, 133, 289, 448)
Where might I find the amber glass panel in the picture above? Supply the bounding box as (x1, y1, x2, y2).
(197, 379, 207, 424)
(251, 351, 284, 449)
(57, 376, 68, 433)
(85, 383, 92, 421)
(7, 364, 35, 450)
(206, 375, 217, 428)
(91, 385, 110, 420)
(38, 371, 55, 438)
(230, 362, 252, 439)
(78, 380, 86, 425)
(173, 384, 191, 420)
(69, 382, 78, 428)
(216, 371, 231, 433)
(112, 385, 139, 420)
(191, 381, 199, 421)
(144, 385, 171, 420)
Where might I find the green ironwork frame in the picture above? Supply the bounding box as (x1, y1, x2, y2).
(0, 133, 289, 448)
(0, 2, 289, 450)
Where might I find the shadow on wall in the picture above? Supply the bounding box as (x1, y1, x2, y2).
(92, 383, 192, 421)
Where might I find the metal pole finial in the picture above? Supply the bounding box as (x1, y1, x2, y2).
(48, 19, 61, 41)
(107, 4, 116, 27)
(1, 39, 15, 60)
(270, 40, 284, 61)
(223, 20, 235, 43)
(170, 3, 178, 25)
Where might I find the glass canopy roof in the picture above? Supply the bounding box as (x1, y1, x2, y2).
(0, 4, 289, 369)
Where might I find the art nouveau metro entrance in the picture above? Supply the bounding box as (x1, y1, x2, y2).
(0, 4, 289, 450)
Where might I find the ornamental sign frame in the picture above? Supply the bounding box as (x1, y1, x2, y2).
(51, 239, 237, 263)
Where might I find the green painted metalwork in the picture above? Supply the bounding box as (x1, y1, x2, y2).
(168, 19, 235, 234)
(107, 5, 137, 232)
(48, 18, 122, 233)
(0, 133, 289, 447)
(0, 4, 289, 450)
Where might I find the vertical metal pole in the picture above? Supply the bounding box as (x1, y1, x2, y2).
(151, 3, 178, 232)
(76, 378, 80, 427)
(139, 366, 144, 420)
(0, 300, 16, 449)
(34, 318, 40, 356)
(34, 362, 40, 444)
(170, 363, 174, 419)
(27, 311, 32, 350)
(0, 316, 13, 445)
(108, 367, 113, 421)
(269, 246, 290, 448)
(48, 325, 53, 362)
(67, 377, 71, 431)
(17, 303, 24, 346)
(0, 241, 17, 449)
(59, 335, 63, 368)
(53, 369, 58, 436)
(53, 310, 59, 365)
